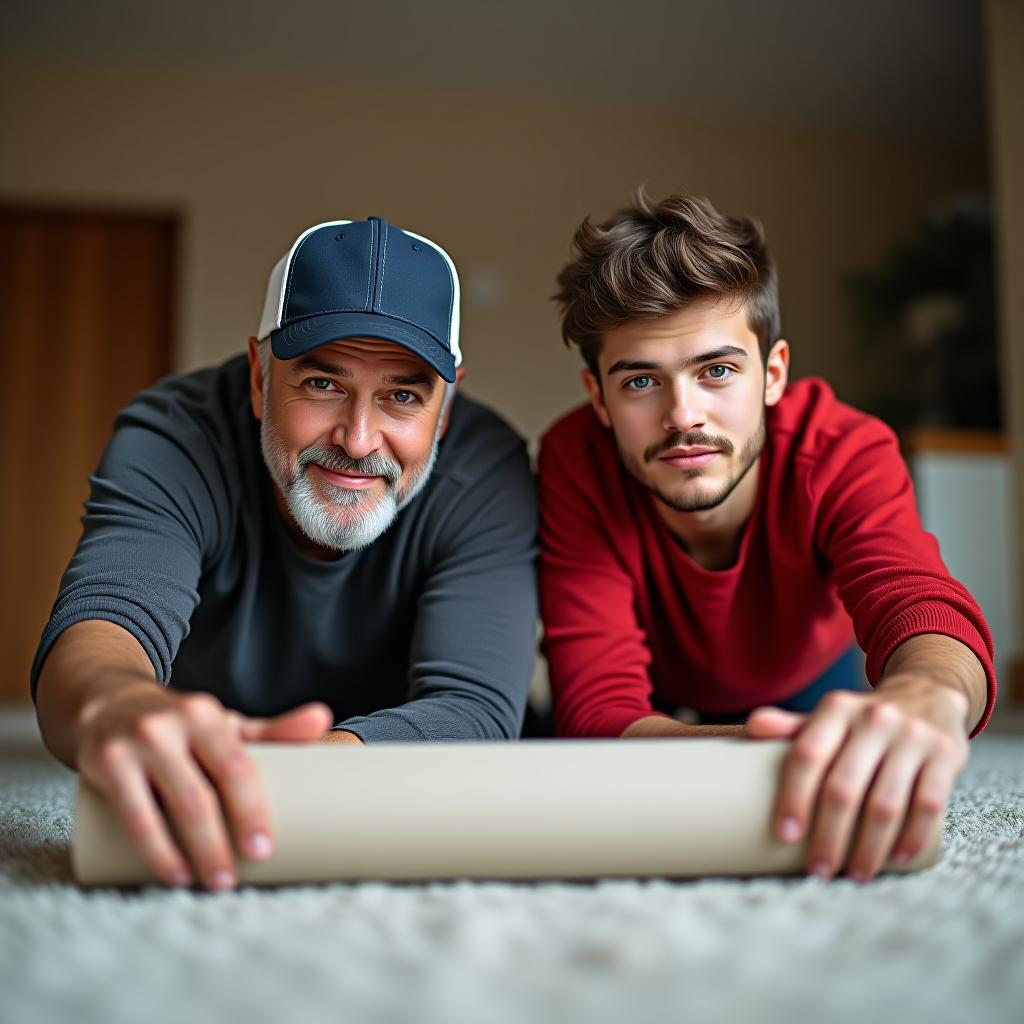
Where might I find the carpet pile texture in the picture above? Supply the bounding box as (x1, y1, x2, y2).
(1, 709, 1021, 1024)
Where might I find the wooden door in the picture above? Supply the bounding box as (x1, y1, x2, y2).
(0, 208, 176, 702)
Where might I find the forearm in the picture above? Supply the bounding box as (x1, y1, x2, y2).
(35, 619, 159, 768)
(621, 716, 747, 739)
(878, 633, 987, 734)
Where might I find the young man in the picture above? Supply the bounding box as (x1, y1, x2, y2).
(539, 193, 995, 882)
(33, 217, 538, 891)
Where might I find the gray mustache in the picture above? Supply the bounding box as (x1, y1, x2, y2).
(297, 444, 402, 486)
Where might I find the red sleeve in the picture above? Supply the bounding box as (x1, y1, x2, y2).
(538, 425, 671, 737)
(811, 418, 997, 736)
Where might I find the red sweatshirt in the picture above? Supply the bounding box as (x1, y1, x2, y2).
(538, 378, 996, 739)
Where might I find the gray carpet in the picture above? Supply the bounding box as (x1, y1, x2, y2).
(1, 707, 1022, 1024)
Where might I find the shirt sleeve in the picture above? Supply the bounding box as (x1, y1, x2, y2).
(335, 440, 539, 743)
(537, 431, 670, 738)
(29, 403, 223, 698)
(812, 419, 997, 736)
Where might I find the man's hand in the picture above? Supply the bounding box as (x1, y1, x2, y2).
(746, 676, 970, 882)
(75, 683, 332, 891)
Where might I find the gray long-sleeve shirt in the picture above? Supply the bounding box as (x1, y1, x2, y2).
(31, 355, 539, 742)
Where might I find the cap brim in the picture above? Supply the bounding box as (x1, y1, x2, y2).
(270, 312, 457, 383)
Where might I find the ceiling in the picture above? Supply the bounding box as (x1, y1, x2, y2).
(0, 0, 987, 142)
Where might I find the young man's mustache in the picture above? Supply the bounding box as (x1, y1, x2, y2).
(645, 432, 734, 462)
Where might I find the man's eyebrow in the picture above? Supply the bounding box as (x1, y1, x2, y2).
(605, 346, 750, 376)
(382, 372, 438, 391)
(291, 358, 437, 391)
(292, 356, 352, 377)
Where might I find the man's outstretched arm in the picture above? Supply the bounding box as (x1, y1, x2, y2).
(747, 420, 995, 881)
(36, 619, 332, 890)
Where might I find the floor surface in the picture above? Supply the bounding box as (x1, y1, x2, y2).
(2, 708, 1022, 1024)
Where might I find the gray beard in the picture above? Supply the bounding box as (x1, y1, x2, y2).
(260, 405, 441, 553)
(622, 412, 765, 514)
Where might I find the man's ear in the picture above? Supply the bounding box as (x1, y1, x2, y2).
(248, 336, 265, 421)
(582, 368, 612, 429)
(437, 367, 465, 440)
(764, 339, 790, 408)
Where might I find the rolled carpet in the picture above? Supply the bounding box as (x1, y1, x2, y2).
(72, 738, 941, 886)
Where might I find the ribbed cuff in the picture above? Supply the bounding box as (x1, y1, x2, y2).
(333, 711, 431, 744)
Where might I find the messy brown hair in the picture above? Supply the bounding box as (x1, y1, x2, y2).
(554, 190, 780, 375)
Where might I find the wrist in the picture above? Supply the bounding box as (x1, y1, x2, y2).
(621, 715, 746, 739)
(621, 715, 691, 738)
(881, 634, 987, 734)
(875, 672, 970, 736)
(321, 728, 364, 745)
(73, 676, 164, 755)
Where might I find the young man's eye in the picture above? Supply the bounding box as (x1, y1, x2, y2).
(625, 375, 656, 391)
(702, 365, 733, 381)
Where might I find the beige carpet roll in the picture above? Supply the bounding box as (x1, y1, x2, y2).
(72, 739, 941, 886)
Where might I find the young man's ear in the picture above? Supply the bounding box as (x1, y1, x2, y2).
(248, 336, 265, 421)
(764, 339, 790, 408)
(437, 367, 466, 440)
(582, 368, 612, 429)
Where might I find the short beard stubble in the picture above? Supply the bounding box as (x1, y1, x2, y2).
(620, 411, 766, 514)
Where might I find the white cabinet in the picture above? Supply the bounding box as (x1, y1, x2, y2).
(909, 432, 1019, 690)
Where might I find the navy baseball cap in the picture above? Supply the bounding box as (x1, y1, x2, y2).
(257, 217, 461, 383)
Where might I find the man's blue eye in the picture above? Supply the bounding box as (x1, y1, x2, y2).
(705, 365, 731, 380)
(393, 390, 417, 405)
(310, 377, 333, 391)
(627, 375, 654, 391)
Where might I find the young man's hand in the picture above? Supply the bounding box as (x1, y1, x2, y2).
(75, 684, 332, 891)
(746, 676, 970, 882)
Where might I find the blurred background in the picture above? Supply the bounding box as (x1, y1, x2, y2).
(1, 0, 1021, 720)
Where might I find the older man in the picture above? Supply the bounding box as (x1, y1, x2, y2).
(33, 217, 537, 891)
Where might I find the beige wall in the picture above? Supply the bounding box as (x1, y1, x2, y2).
(0, 59, 987, 444)
(987, 0, 1024, 669)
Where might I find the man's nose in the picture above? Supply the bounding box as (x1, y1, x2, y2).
(662, 379, 707, 433)
(331, 400, 383, 460)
